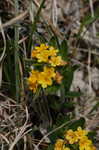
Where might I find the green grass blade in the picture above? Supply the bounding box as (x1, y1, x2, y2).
(28, 0, 46, 52)
(14, 0, 20, 101)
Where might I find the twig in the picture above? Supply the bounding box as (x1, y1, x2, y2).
(89, 0, 96, 36)
(81, 0, 97, 17)
(18, 36, 28, 44)
(51, 0, 58, 27)
(1, 11, 28, 30)
(87, 0, 96, 93)
(87, 48, 92, 93)
(76, 48, 99, 56)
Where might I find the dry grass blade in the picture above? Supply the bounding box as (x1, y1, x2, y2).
(33, 0, 64, 40)
(23, 136, 27, 150)
(9, 107, 32, 150)
(0, 134, 9, 144)
(51, 0, 58, 27)
(0, 19, 6, 62)
(0, 18, 6, 87)
(89, 0, 96, 36)
(2, 11, 28, 29)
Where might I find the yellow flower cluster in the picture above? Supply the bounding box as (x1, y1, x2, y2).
(54, 127, 96, 150)
(27, 66, 56, 92)
(27, 44, 67, 92)
(31, 44, 67, 66)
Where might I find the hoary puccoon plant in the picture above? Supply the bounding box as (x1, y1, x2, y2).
(26, 43, 96, 150)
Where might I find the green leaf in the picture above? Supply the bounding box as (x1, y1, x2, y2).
(77, 11, 99, 39)
(67, 118, 85, 131)
(82, 12, 99, 27)
(46, 84, 60, 94)
(36, 32, 47, 43)
(47, 94, 61, 111)
(62, 67, 74, 91)
(47, 144, 54, 150)
(49, 100, 61, 111)
(59, 40, 68, 60)
(56, 114, 70, 126)
(62, 101, 75, 109)
(62, 65, 78, 92)
(48, 36, 60, 49)
(65, 91, 82, 98)
(48, 124, 65, 143)
(88, 131, 97, 142)
(48, 116, 70, 143)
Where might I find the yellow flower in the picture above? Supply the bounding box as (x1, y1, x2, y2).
(43, 66, 56, 78)
(31, 44, 67, 66)
(48, 46, 58, 56)
(28, 81, 38, 93)
(31, 44, 49, 59)
(54, 139, 64, 150)
(27, 70, 39, 92)
(91, 145, 96, 150)
(79, 136, 92, 150)
(36, 50, 50, 63)
(31, 49, 39, 58)
(63, 147, 70, 150)
(38, 72, 52, 88)
(49, 56, 62, 66)
(75, 127, 88, 140)
(55, 71, 63, 84)
(65, 129, 78, 144)
(49, 56, 66, 67)
(28, 70, 39, 85)
(27, 66, 56, 90)
(84, 145, 96, 150)
(38, 66, 56, 88)
(31, 70, 39, 78)
(35, 44, 49, 52)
